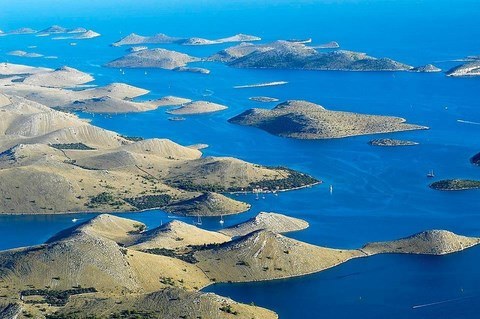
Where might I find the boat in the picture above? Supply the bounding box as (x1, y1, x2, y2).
(194, 215, 202, 226)
(329, 185, 333, 194)
(219, 215, 224, 225)
(427, 170, 435, 178)
(72, 218, 78, 223)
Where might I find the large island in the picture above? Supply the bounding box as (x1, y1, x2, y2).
(229, 100, 428, 139)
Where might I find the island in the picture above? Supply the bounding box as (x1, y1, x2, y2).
(105, 48, 200, 70)
(471, 152, 480, 165)
(312, 41, 340, 49)
(112, 32, 261, 46)
(166, 101, 228, 115)
(228, 100, 428, 139)
(369, 138, 419, 146)
(249, 96, 280, 102)
(430, 179, 480, 191)
(209, 40, 433, 72)
(446, 56, 480, 76)
(173, 66, 211, 74)
(0, 62, 192, 114)
(0, 91, 319, 215)
(7, 50, 43, 58)
(1, 212, 477, 318)
(411, 64, 442, 72)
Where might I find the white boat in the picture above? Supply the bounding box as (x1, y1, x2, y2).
(329, 185, 333, 194)
(427, 170, 435, 178)
(72, 218, 79, 223)
(219, 215, 224, 225)
(194, 215, 202, 226)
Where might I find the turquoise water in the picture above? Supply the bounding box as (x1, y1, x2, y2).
(1, 0, 480, 317)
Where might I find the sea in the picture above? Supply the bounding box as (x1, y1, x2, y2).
(1, 0, 480, 318)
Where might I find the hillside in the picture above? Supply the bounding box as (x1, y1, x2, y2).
(130, 220, 231, 250)
(195, 230, 364, 282)
(164, 192, 251, 216)
(0, 95, 318, 215)
(220, 212, 309, 237)
(229, 100, 428, 139)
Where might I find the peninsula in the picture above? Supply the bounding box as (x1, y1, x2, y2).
(1, 213, 477, 318)
(0, 92, 318, 215)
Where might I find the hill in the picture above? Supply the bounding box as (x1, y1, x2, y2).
(362, 230, 480, 255)
(220, 212, 309, 237)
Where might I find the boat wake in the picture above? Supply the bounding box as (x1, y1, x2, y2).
(457, 119, 480, 125)
(412, 296, 474, 309)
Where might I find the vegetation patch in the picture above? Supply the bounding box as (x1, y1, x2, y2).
(50, 143, 96, 150)
(170, 167, 318, 193)
(219, 303, 239, 315)
(142, 248, 198, 264)
(21, 287, 97, 306)
(124, 194, 172, 210)
(87, 192, 124, 208)
(430, 179, 480, 191)
(120, 135, 144, 142)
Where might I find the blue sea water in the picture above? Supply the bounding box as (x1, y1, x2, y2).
(1, 0, 480, 318)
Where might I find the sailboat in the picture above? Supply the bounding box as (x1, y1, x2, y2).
(194, 215, 202, 226)
(427, 170, 435, 178)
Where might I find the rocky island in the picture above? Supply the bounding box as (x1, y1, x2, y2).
(249, 96, 280, 102)
(369, 138, 419, 146)
(430, 179, 480, 191)
(210, 41, 431, 72)
(229, 100, 428, 139)
(1, 212, 477, 318)
(105, 48, 200, 70)
(446, 56, 480, 76)
(7, 50, 43, 58)
(166, 101, 228, 115)
(411, 64, 442, 72)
